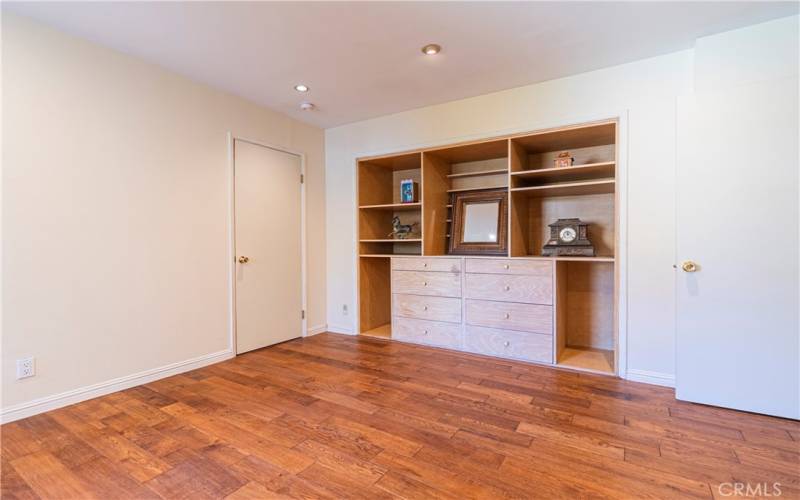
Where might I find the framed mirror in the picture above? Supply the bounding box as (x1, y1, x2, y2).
(448, 188, 508, 255)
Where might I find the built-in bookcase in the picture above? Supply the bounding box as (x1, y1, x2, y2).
(356, 120, 619, 374)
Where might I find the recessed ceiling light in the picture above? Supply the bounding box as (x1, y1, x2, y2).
(421, 44, 441, 56)
(294, 84, 309, 92)
(300, 102, 315, 111)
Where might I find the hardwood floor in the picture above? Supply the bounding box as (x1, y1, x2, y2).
(2, 332, 798, 499)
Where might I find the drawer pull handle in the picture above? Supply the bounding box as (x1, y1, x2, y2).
(423, 330, 429, 335)
(423, 262, 428, 267)
(423, 305, 428, 311)
(503, 264, 509, 270)
(504, 341, 510, 347)
(504, 285, 510, 291)
(423, 281, 428, 286)
(504, 313, 510, 319)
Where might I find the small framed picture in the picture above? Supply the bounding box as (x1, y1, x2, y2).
(400, 179, 418, 203)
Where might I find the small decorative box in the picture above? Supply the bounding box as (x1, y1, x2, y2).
(554, 152, 574, 169)
(400, 179, 418, 203)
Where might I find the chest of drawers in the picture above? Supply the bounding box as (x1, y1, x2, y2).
(388, 256, 555, 364)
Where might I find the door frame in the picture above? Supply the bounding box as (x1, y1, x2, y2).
(227, 132, 308, 355)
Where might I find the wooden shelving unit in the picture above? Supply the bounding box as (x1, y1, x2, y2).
(356, 120, 619, 374)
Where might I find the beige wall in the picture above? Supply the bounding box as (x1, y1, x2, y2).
(1, 14, 326, 413)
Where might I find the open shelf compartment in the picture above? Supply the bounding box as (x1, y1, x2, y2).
(510, 121, 616, 189)
(360, 207, 421, 244)
(358, 152, 422, 206)
(422, 138, 510, 256)
(359, 240, 421, 257)
(359, 257, 392, 337)
(510, 191, 615, 258)
(510, 161, 615, 185)
(555, 260, 615, 374)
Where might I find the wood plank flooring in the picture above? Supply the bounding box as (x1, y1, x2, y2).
(2, 333, 798, 499)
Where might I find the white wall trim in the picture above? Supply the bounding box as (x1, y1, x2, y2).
(616, 111, 630, 378)
(327, 323, 356, 335)
(0, 349, 234, 424)
(227, 133, 309, 353)
(626, 368, 676, 388)
(307, 324, 328, 336)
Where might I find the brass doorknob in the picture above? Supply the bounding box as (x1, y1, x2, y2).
(238, 256, 250, 264)
(681, 260, 698, 273)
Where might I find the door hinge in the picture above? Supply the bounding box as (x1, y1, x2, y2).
(300, 174, 304, 184)
(301, 310, 305, 319)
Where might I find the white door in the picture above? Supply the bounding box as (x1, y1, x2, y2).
(675, 77, 799, 419)
(234, 139, 303, 354)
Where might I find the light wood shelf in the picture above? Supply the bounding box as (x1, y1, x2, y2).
(514, 255, 615, 262)
(359, 202, 421, 211)
(557, 347, 614, 374)
(359, 152, 421, 171)
(447, 186, 508, 194)
(511, 121, 616, 153)
(511, 179, 615, 197)
(555, 256, 614, 262)
(361, 323, 392, 339)
(511, 161, 615, 184)
(426, 139, 508, 163)
(359, 238, 422, 243)
(446, 169, 508, 179)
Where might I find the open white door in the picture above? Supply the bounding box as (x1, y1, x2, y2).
(675, 78, 799, 419)
(234, 139, 303, 354)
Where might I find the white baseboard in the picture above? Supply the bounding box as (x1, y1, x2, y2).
(327, 323, 356, 335)
(307, 324, 327, 336)
(626, 369, 676, 388)
(0, 349, 233, 424)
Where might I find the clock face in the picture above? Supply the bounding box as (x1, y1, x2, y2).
(559, 227, 577, 243)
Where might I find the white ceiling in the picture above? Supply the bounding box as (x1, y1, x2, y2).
(5, 2, 798, 128)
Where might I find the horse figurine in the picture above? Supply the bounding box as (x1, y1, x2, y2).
(388, 216, 419, 239)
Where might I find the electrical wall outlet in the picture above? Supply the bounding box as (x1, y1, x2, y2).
(342, 304, 348, 315)
(16, 357, 35, 379)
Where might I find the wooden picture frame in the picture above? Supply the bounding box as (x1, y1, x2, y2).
(448, 188, 508, 255)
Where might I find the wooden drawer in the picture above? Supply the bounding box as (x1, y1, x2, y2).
(392, 271, 461, 297)
(393, 294, 461, 323)
(464, 325, 553, 363)
(393, 317, 461, 349)
(466, 258, 552, 276)
(465, 299, 552, 334)
(392, 257, 461, 273)
(465, 273, 552, 305)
